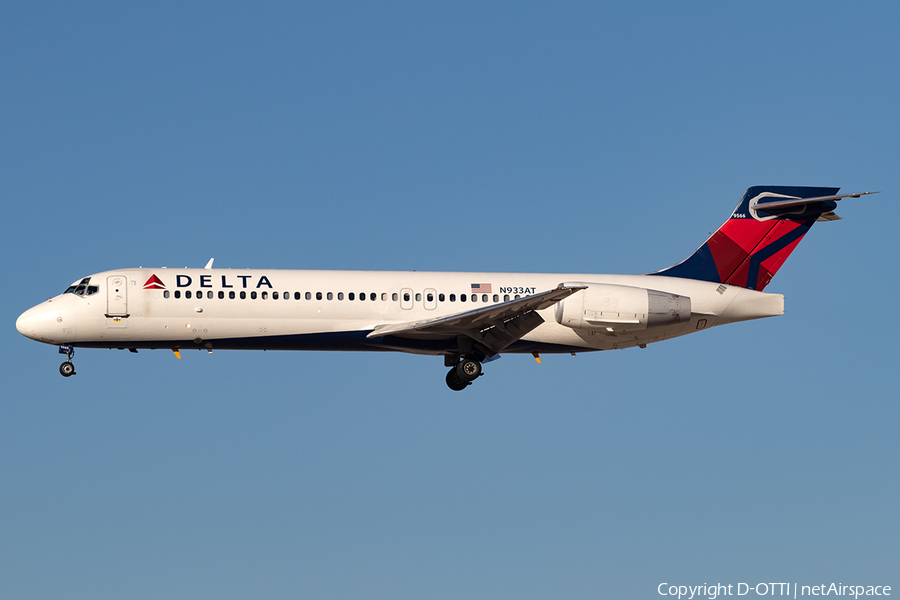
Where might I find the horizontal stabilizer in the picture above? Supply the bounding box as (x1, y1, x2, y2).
(750, 190, 878, 221)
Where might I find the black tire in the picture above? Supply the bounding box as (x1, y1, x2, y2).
(59, 361, 75, 377)
(446, 368, 469, 391)
(456, 358, 482, 381)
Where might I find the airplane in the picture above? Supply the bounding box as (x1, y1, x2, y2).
(16, 186, 875, 390)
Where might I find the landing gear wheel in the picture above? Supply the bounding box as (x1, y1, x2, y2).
(456, 358, 482, 381)
(446, 368, 470, 391)
(59, 361, 76, 377)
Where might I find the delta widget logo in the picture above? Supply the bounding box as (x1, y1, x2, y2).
(143, 275, 166, 290)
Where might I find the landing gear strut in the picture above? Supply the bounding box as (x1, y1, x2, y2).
(444, 355, 483, 391)
(58, 345, 76, 377)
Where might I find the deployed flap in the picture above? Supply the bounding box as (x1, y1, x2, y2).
(367, 285, 586, 355)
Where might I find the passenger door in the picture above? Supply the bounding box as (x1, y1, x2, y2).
(106, 275, 128, 317)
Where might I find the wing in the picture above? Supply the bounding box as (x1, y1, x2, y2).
(366, 285, 586, 355)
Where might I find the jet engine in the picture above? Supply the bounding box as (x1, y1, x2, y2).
(555, 283, 691, 332)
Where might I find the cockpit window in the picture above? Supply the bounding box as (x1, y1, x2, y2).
(64, 277, 98, 296)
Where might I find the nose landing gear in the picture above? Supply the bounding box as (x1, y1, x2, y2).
(58, 345, 76, 377)
(445, 355, 483, 391)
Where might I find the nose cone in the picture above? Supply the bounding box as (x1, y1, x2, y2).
(16, 300, 73, 345)
(16, 307, 38, 340)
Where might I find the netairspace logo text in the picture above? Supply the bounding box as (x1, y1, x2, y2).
(658, 583, 891, 600)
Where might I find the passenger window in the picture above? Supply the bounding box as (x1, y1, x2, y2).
(326, 292, 333, 300)
(403, 292, 410, 302)
(438, 293, 445, 302)
(306, 292, 312, 300)
(251, 291, 257, 299)
(349, 292, 355, 301)
(359, 292, 365, 301)
(218, 291, 224, 299)
(174, 291, 181, 299)
(295, 292, 301, 300)
(208, 291, 214, 299)
(426, 293, 434, 302)
(370, 293, 376, 301)
(284, 291, 289, 300)
(164, 290, 170, 298)
(504, 294, 510, 302)
(273, 291, 279, 300)
(186, 291, 192, 299)
(515, 294, 520, 299)
(392, 293, 398, 301)
(482, 294, 488, 302)
(471, 294, 477, 302)
(337, 292, 344, 300)
(229, 291, 235, 299)
(261, 291, 268, 300)
(316, 292, 322, 300)
(240, 291, 246, 299)
(460, 294, 466, 302)
(493, 294, 499, 302)
(381, 293, 386, 301)
(450, 294, 456, 302)
(415, 293, 421, 302)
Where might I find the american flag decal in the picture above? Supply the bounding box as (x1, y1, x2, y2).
(471, 283, 492, 293)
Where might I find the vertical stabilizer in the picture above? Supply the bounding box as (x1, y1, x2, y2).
(651, 186, 864, 291)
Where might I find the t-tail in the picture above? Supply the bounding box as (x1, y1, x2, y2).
(652, 186, 877, 291)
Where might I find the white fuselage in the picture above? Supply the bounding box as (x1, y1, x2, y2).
(16, 268, 784, 356)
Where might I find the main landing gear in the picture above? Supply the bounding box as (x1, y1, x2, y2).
(445, 356, 483, 391)
(58, 345, 76, 377)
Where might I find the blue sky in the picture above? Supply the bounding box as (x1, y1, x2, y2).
(2, 2, 898, 598)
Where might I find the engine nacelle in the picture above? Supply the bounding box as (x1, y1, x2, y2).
(555, 283, 691, 332)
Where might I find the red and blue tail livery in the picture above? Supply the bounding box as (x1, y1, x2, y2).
(653, 186, 876, 291)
